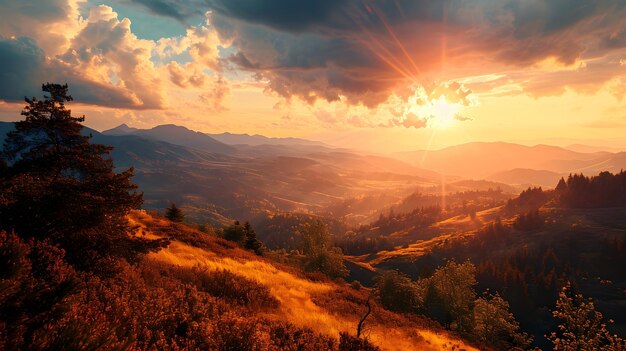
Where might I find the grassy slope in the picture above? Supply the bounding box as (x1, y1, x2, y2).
(128, 211, 480, 351)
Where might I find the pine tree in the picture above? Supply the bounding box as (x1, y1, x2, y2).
(0, 83, 166, 270)
(243, 221, 263, 255)
(555, 177, 568, 192)
(165, 203, 185, 222)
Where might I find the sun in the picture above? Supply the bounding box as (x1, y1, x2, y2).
(398, 85, 469, 129)
(430, 96, 461, 128)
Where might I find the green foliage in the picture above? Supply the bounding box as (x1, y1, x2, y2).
(374, 270, 421, 313)
(373, 259, 533, 349)
(472, 293, 533, 350)
(298, 220, 348, 279)
(422, 260, 477, 331)
(223, 220, 246, 243)
(548, 283, 626, 351)
(165, 203, 185, 222)
(0, 83, 166, 270)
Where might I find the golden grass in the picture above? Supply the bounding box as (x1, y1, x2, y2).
(134, 210, 480, 351)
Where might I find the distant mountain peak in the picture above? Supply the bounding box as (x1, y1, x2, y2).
(102, 123, 139, 135)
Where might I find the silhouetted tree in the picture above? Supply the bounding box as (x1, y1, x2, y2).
(558, 171, 626, 208)
(555, 177, 567, 193)
(513, 209, 544, 231)
(165, 203, 185, 222)
(243, 221, 263, 255)
(223, 221, 246, 243)
(0, 83, 165, 270)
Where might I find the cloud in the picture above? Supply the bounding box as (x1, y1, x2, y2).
(131, 0, 206, 22)
(0, 0, 82, 55)
(0, 36, 144, 107)
(0, 37, 46, 100)
(199, 75, 229, 112)
(130, 0, 626, 107)
(0, 4, 169, 109)
(60, 5, 168, 109)
(168, 62, 206, 88)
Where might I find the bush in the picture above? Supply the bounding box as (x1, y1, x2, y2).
(298, 221, 348, 279)
(338, 332, 380, 351)
(374, 270, 421, 313)
(189, 267, 279, 309)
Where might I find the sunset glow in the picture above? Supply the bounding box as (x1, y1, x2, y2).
(3, 2, 626, 350)
(0, 1, 624, 152)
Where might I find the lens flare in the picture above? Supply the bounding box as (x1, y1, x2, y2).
(397, 86, 466, 129)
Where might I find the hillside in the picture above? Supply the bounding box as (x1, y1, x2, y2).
(487, 168, 563, 188)
(353, 176, 626, 349)
(131, 211, 479, 351)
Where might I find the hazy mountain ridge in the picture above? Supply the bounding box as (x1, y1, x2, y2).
(1, 122, 440, 224)
(104, 123, 328, 148)
(487, 168, 563, 188)
(103, 124, 235, 155)
(395, 141, 626, 180)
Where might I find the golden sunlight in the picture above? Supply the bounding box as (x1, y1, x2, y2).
(429, 96, 460, 128)
(401, 88, 465, 129)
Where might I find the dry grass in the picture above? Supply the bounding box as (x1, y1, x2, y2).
(130, 210, 480, 351)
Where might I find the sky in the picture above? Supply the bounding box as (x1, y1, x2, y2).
(1, 0, 626, 152)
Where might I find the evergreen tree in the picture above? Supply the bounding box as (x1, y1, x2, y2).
(223, 220, 246, 243)
(243, 221, 263, 255)
(0, 83, 166, 270)
(165, 203, 185, 222)
(555, 177, 568, 193)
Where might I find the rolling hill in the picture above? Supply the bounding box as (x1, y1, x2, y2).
(1, 122, 441, 224)
(103, 124, 236, 154)
(487, 168, 563, 188)
(395, 142, 625, 179)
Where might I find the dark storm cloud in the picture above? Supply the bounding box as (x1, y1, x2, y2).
(131, 0, 205, 21)
(0, 37, 46, 100)
(0, 37, 142, 109)
(132, 0, 626, 104)
(207, 0, 345, 32)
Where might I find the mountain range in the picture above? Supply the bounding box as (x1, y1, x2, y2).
(395, 141, 626, 181)
(3, 122, 626, 223)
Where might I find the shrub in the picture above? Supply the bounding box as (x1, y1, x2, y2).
(374, 270, 421, 313)
(176, 266, 279, 309)
(338, 332, 380, 351)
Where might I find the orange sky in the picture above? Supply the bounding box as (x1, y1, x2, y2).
(1, 1, 626, 152)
